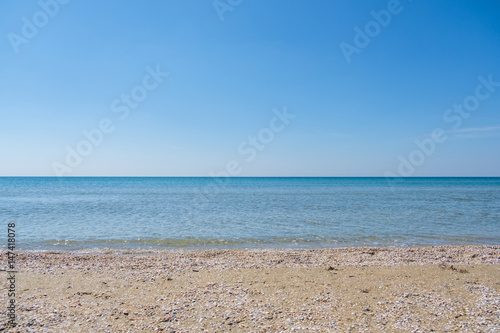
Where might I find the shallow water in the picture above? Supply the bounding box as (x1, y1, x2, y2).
(1, 177, 499, 250)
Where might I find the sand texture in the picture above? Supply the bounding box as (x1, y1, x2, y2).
(1, 245, 499, 332)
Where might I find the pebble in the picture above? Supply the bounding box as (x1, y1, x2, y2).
(0, 245, 498, 332)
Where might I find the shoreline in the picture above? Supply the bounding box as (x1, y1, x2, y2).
(11, 243, 500, 261)
(12, 241, 500, 255)
(2, 245, 499, 331)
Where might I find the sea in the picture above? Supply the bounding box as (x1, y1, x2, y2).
(1, 177, 499, 251)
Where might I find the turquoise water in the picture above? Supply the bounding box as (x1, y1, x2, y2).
(1, 177, 499, 250)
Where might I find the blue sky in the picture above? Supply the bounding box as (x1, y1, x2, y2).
(1, 0, 499, 176)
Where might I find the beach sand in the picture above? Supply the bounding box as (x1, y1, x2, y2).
(1, 246, 499, 332)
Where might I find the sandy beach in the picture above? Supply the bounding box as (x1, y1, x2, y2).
(1, 245, 499, 332)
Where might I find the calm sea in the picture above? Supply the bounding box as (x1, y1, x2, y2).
(1, 177, 499, 251)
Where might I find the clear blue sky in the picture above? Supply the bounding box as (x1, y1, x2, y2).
(1, 0, 499, 176)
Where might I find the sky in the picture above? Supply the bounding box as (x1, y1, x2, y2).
(1, 0, 499, 177)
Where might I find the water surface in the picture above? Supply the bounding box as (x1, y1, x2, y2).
(1, 177, 499, 250)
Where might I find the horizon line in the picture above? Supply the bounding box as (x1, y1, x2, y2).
(1, 176, 500, 178)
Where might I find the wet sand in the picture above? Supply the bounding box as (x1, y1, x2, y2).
(1, 245, 499, 332)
